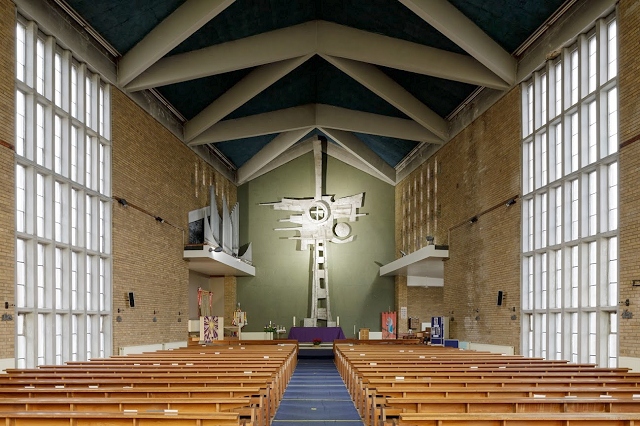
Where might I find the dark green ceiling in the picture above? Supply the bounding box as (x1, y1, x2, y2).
(65, 0, 567, 171)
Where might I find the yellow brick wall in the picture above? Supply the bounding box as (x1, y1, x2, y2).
(618, 0, 640, 357)
(395, 87, 521, 348)
(0, 0, 15, 359)
(111, 88, 236, 352)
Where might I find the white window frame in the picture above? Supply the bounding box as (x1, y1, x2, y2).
(521, 14, 618, 367)
(15, 17, 112, 368)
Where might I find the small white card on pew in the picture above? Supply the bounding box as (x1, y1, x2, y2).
(164, 409, 178, 415)
(55, 385, 65, 389)
(533, 394, 546, 398)
(124, 410, 138, 414)
(419, 356, 425, 359)
(89, 385, 99, 389)
(395, 376, 405, 380)
(264, 356, 270, 359)
(370, 362, 377, 366)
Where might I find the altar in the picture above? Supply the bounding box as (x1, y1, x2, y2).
(287, 327, 345, 342)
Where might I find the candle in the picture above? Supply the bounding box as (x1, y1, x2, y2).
(293, 316, 296, 326)
(336, 316, 340, 326)
(353, 325, 356, 334)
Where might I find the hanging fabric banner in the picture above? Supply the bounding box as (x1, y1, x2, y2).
(382, 311, 397, 339)
(200, 316, 223, 342)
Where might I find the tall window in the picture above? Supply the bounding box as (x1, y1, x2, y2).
(15, 18, 112, 367)
(521, 16, 618, 367)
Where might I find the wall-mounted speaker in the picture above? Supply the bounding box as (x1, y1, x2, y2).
(128, 292, 135, 308)
(497, 290, 504, 306)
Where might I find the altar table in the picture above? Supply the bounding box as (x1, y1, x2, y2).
(287, 326, 345, 342)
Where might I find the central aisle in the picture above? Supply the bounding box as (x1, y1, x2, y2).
(272, 358, 364, 426)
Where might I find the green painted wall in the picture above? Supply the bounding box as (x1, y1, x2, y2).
(238, 152, 395, 337)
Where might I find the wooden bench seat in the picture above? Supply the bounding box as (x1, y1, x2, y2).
(0, 396, 263, 425)
(0, 410, 243, 426)
(382, 395, 640, 416)
(333, 343, 640, 426)
(366, 389, 640, 425)
(396, 411, 640, 425)
(0, 343, 299, 426)
(373, 385, 640, 398)
(0, 385, 263, 399)
(0, 395, 256, 413)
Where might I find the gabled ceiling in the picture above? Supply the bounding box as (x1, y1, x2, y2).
(62, 0, 567, 185)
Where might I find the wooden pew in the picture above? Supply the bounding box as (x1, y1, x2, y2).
(397, 412, 640, 425)
(0, 343, 298, 426)
(333, 343, 640, 426)
(0, 396, 262, 424)
(0, 385, 263, 399)
(380, 396, 640, 424)
(0, 410, 243, 425)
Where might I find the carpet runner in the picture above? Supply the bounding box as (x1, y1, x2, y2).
(271, 358, 364, 426)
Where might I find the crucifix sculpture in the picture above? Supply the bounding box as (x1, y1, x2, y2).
(261, 138, 366, 327)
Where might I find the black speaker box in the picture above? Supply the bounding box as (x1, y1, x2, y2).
(128, 292, 135, 308)
(497, 290, 503, 306)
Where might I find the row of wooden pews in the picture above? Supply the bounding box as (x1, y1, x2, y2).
(333, 341, 640, 426)
(0, 340, 298, 426)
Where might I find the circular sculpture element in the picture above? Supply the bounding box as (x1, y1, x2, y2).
(334, 222, 351, 238)
(306, 200, 331, 224)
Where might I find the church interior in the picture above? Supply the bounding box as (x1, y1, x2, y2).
(1, 0, 640, 424)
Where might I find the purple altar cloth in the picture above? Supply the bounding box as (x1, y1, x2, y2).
(287, 326, 346, 342)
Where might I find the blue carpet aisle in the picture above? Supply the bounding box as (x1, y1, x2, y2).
(271, 358, 364, 426)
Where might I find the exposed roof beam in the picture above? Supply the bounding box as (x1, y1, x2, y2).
(126, 21, 316, 91)
(399, 0, 516, 86)
(237, 128, 312, 184)
(324, 142, 396, 185)
(118, 0, 234, 87)
(241, 136, 398, 185)
(317, 21, 509, 90)
(320, 127, 397, 185)
(189, 105, 316, 146)
(323, 55, 448, 140)
(184, 55, 312, 142)
(315, 104, 443, 144)
(189, 104, 442, 145)
(126, 20, 509, 92)
(243, 137, 316, 183)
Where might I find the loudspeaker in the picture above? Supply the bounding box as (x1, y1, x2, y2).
(497, 290, 503, 306)
(128, 292, 135, 308)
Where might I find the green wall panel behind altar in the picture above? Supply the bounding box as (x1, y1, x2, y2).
(238, 152, 395, 337)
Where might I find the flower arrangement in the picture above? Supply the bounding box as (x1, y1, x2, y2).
(264, 325, 277, 333)
(312, 338, 322, 346)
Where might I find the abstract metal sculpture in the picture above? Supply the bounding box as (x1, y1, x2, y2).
(261, 138, 366, 326)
